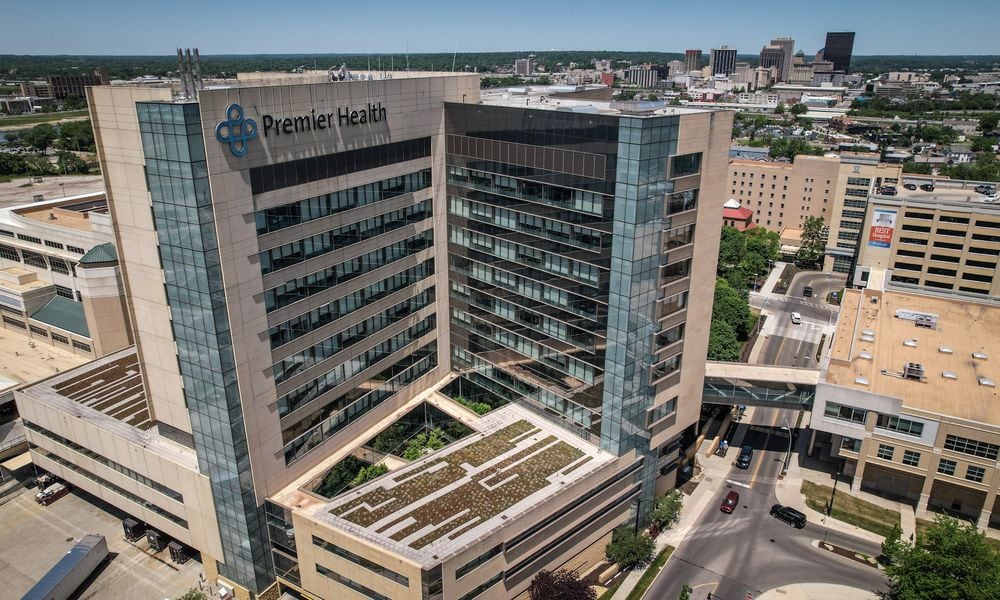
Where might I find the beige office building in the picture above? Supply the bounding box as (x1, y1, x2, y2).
(0, 193, 132, 357)
(812, 287, 1000, 529)
(16, 68, 731, 600)
(852, 186, 1000, 299)
(726, 153, 903, 273)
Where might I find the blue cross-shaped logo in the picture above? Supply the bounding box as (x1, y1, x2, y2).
(215, 103, 258, 157)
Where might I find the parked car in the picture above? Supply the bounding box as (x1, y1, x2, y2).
(920, 183, 935, 192)
(720, 490, 740, 514)
(770, 504, 807, 528)
(802, 286, 813, 298)
(975, 184, 996, 195)
(880, 186, 897, 196)
(735, 445, 754, 469)
(903, 183, 917, 190)
(35, 482, 70, 506)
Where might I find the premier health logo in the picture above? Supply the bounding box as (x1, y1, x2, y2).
(215, 103, 258, 157)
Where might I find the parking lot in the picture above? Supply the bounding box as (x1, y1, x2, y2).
(0, 484, 206, 600)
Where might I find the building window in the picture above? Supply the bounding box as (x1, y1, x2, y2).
(670, 153, 702, 178)
(49, 258, 70, 275)
(55, 285, 74, 299)
(824, 402, 868, 425)
(944, 434, 1000, 460)
(51, 333, 69, 344)
(902, 450, 920, 467)
(966, 465, 986, 483)
(21, 250, 47, 269)
(840, 437, 862, 453)
(937, 459, 956, 476)
(875, 414, 924, 437)
(29, 325, 48, 337)
(458, 572, 504, 600)
(66, 245, 86, 254)
(456, 545, 503, 579)
(72, 340, 91, 352)
(0, 244, 19, 261)
(315, 565, 390, 600)
(876, 444, 894, 461)
(2, 316, 25, 329)
(44, 240, 65, 250)
(16, 234, 41, 244)
(647, 397, 677, 426)
(312, 536, 408, 586)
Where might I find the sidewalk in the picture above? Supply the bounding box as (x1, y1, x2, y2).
(758, 262, 786, 296)
(757, 583, 879, 600)
(775, 419, 915, 544)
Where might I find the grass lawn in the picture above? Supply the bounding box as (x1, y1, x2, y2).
(801, 480, 900, 538)
(597, 578, 625, 600)
(625, 545, 674, 600)
(0, 110, 88, 128)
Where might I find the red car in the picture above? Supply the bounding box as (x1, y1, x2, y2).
(720, 490, 739, 514)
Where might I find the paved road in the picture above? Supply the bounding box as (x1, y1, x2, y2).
(750, 271, 843, 368)
(645, 408, 887, 600)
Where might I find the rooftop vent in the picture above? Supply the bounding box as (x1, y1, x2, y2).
(854, 377, 870, 386)
(859, 351, 874, 360)
(979, 377, 996, 388)
(904, 339, 918, 348)
(903, 362, 925, 381)
(942, 371, 958, 380)
(862, 329, 876, 337)
(938, 347, 953, 354)
(973, 352, 989, 360)
(896, 309, 939, 324)
(861, 334, 875, 342)
(914, 315, 938, 330)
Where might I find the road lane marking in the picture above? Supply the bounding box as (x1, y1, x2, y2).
(748, 409, 781, 487)
(725, 479, 751, 489)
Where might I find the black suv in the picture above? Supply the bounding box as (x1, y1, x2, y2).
(735, 445, 753, 469)
(920, 183, 935, 192)
(770, 504, 807, 528)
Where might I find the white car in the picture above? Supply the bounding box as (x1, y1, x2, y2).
(790, 312, 802, 324)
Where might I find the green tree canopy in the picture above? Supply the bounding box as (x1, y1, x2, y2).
(717, 226, 746, 275)
(980, 112, 1000, 132)
(57, 119, 95, 152)
(712, 278, 753, 340)
(884, 515, 1000, 600)
(797, 216, 826, 267)
(707, 319, 741, 362)
(648, 490, 683, 531)
(177, 589, 209, 600)
(789, 103, 808, 116)
(22, 123, 57, 152)
(605, 527, 655, 570)
(768, 137, 826, 161)
(527, 570, 596, 600)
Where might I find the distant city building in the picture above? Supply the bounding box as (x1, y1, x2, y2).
(626, 64, 660, 88)
(770, 37, 796, 82)
(759, 46, 787, 81)
(822, 32, 856, 73)
(667, 60, 687, 77)
(709, 46, 738, 76)
(685, 49, 703, 73)
(43, 70, 109, 99)
(514, 56, 536, 76)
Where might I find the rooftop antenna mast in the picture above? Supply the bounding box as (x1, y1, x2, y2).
(452, 44, 458, 72)
(406, 44, 410, 71)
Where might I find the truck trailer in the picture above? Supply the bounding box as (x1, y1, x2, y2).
(22, 534, 109, 600)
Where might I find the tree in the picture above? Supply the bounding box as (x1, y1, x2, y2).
(884, 515, 1000, 600)
(773, 102, 786, 115)
(177, 589, 209, 600)
(980, 112, 1000, 132)
(970, 137, 996, 153)
(605, 527, 655, 570)
(707, 319, 741, 362)
(678, 584, 692, 600)
(648, 490, 683, 532)
(881, 523, 906, 565)
(797, 216, 826, 267)
(717, 226, 746, 275)
(527, 570, 596, 600)
(350, 463, 388, 487)
(712, 278, 753, 340)
(22, 123, 57, 153)
(57, 119, 95, 152)
(789, 103, 808, 116)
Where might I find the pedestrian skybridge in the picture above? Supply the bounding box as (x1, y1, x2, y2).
(702, 362, 819, 410)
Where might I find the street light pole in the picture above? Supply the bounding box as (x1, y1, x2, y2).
(828, 460, 843, 516)
(780, 416, 793, 475)
(633, 498, 642, 534)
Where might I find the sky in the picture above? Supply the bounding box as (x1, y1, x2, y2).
(4, 0, 1000, 56)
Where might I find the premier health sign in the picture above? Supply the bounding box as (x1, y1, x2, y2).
(868, 208, 897, 248)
